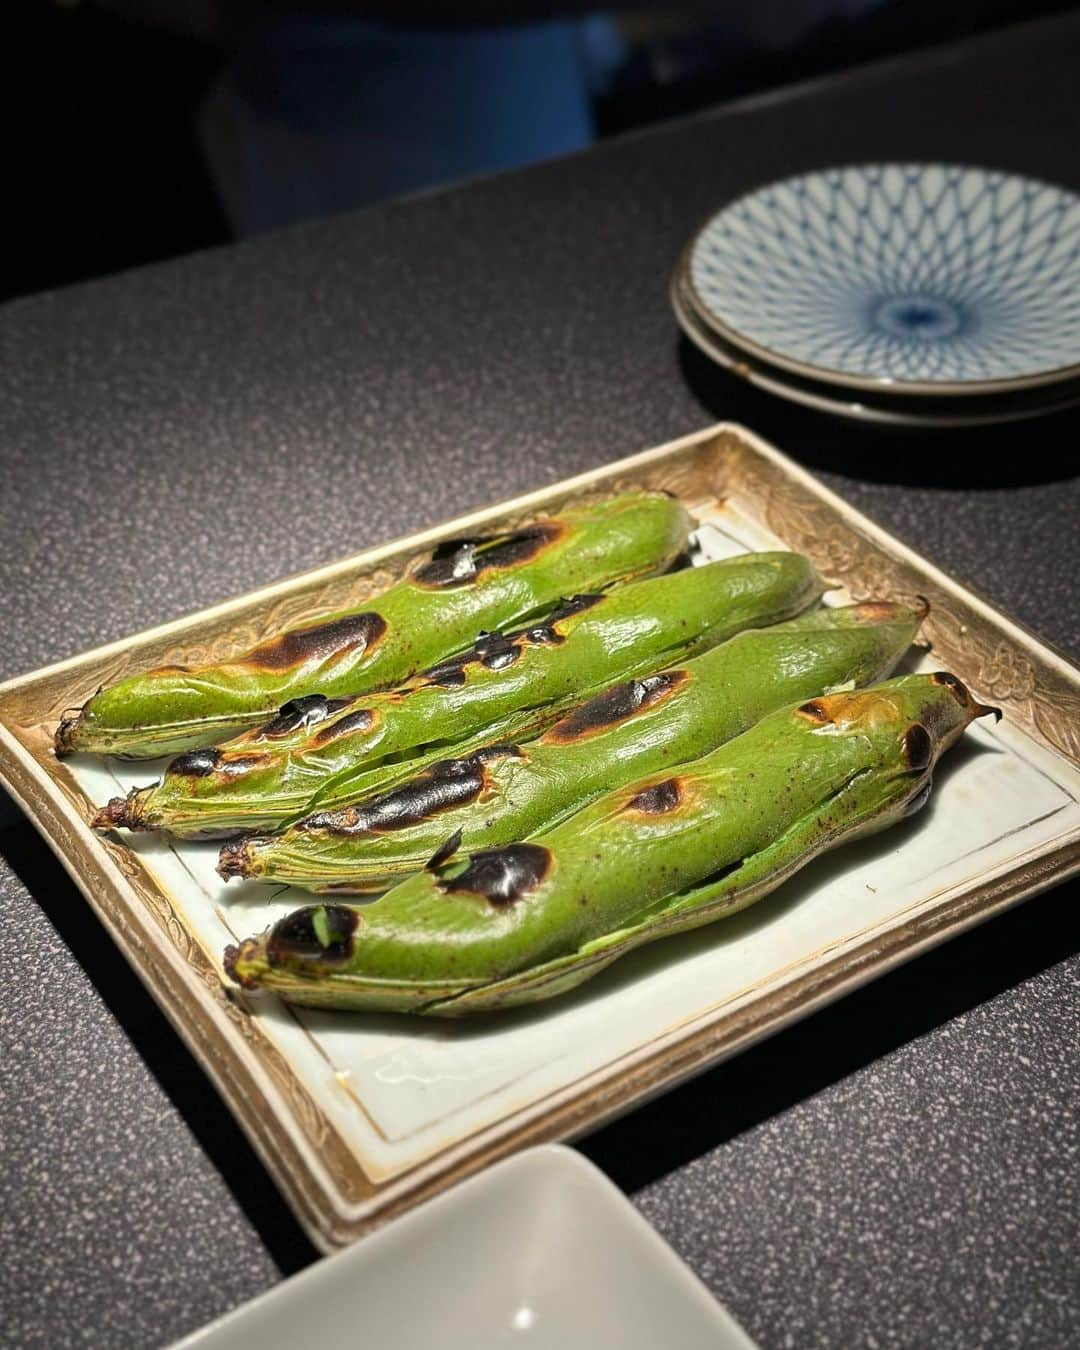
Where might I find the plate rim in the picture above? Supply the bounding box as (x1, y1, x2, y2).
(683, 162, 1080, 398)
(670, 266, 1080, 428)
(3, 423, 1080, 1252)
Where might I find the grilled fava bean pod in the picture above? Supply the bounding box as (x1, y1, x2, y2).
(224, 674, 997, 1014)
(220, 599, 923, 893)
(95, 553, 824, 839)
(56, 491, 691, 759)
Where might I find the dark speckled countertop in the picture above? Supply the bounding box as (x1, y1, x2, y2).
(2, 14, 1078, 1349)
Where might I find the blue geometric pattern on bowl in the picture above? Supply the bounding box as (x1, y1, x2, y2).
(688, 165, 1080, 389)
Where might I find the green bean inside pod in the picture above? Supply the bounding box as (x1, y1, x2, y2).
(224, 673, 998, 1015)
(221, 599, 924, 894)
(94, 552, 825, 839)
(56, 490, 692, 759)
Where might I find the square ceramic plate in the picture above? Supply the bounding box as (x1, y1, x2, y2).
(171, 1144, 757, 1350)
(2, 424, 1078, 1250)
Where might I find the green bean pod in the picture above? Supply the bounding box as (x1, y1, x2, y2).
(56, 491, 691, 759)
(224, 673, 997, 1014)
(221, 599, 924, 893)
(95, 553, 824, 839)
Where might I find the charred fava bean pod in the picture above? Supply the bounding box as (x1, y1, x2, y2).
(55, 491, 692, 760)
(224, 674, 998, 1014)
(221, 599, 923, 893)
(95, 553, 824, 838)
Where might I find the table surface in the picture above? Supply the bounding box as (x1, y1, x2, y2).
(2, 12, 1079, 1349)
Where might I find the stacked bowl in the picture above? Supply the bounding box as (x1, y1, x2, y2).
(673, 164, 1080, 426)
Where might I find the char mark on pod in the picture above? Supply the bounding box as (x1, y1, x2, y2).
(422, 631, 521, 687)
(929, 670, 1001, 723)
(930, 671, 968, 698)
(237, 613, 388, 673)
(301, 745, 523, 836)
(266, 905, 359, 967)
(256, 694, 353, 739)
(169, 745, 266, 779)
(543, 670, 687, 743)
(436, 842, 551, 908)
(901, 723, 933, 771)
(412, 523, 565, 588)
(422, 595, 605, 688)
(625, 777, 683, 814)
(517, 593, 604, 648)
(169, 747, 223, 777)
(796, 699, 832, 725)
(311, 707, 377, 745)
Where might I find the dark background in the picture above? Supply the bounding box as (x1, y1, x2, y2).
(2, 5, 1079, 1348)
(6, 0, 1078, 301)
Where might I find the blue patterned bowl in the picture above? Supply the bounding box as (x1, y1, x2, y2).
(686, 165, 1080, 395)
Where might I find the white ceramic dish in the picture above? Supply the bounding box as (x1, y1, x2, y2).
(671, 272, 1080, 427)
(685, 164, 1080, 396)
(171, 1145, 757, 1350)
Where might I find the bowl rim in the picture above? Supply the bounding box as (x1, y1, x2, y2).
(682, 162, 1080, 398)
(671, 268, 1080, 427)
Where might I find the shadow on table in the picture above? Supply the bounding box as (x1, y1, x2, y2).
(0, 796, 319, 1275)
(579, 872, 1080, 1192)
(677, 338, 1080, 489)
(3, 779, 1078, 1269)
